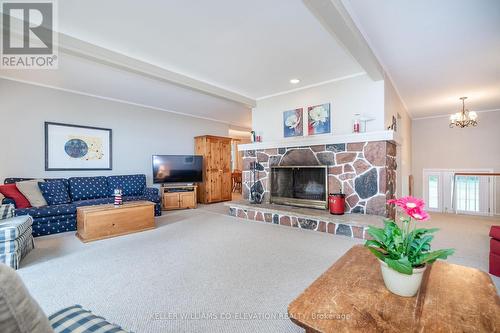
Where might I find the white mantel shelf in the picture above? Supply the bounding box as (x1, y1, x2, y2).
(238, 130, 400, 151)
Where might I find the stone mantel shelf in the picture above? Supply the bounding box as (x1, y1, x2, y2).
(238, 130, 400, 151)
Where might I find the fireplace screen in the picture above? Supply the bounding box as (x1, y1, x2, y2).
(270, 166, 328, 209)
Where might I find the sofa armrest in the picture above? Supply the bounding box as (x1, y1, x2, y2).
(143, 187, 160, 203)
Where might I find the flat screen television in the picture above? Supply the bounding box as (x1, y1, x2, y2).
(152, 155, 203, 184)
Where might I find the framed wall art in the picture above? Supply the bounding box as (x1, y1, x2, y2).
(45, 122, 112, 171)
(307, 103, 331, 135)
(283, 108, 303, 138)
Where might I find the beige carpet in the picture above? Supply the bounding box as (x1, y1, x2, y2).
(421, 212, 499, 273)
(17, 208, 499, 332)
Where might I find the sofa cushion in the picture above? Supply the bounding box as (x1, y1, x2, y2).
(490, 226, 500, 241)
(122, 195, 146, 202)
(73, 197, 114, 208)
(491, 238, 500, 255)
(0, 184, 31, 209)
(68, 177, 109, 201)
(49, 305, 129, 333)
(0, 264, 53, 333)
(108, 174, 146, 196)
(490, 252, 500, 277)
(16, 197, 112, 219)
(16, 180, 47, 208)
(31, 214, 76, 237)
(16, 203, 77, 219)
(38, 181, 71, 206)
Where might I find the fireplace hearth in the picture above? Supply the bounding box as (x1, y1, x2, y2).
(270, 166, 327, 209)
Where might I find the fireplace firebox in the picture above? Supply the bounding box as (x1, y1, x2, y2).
(270, 166, 328, 209)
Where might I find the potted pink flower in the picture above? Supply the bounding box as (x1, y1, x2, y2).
(364, 196, 454, 297)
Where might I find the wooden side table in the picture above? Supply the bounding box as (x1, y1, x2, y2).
(288, 245, 500, 332)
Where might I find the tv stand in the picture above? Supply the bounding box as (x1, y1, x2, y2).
(161, 184, 198, 211)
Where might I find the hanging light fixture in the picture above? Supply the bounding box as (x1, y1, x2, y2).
(449, 97, 478, 128)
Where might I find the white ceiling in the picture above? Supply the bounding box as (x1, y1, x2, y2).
(5, 1, 495, 122)
(56, 0, 362, 99)
(1, 0, 368, 128)
(0, 52, 252, 127)
(343, 0, 500, 118)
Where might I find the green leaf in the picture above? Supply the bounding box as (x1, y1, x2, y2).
(383, 220, 399, 234)
(385, 257, 413, 275)
(409, 228, 439, 237)
(367, 246, 387, 261)
(406, 228, 439, 257)
(367, 227, 386, 244)
(417, 249, 455, 265)
(410, 235, 434, 254)
(364, 239, 382, 248)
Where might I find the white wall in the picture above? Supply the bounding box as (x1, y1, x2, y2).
(412, 111, 500, 215)
(384, 77, 412, 197)
(0, 79, 230, 185)
(251, 74, 385, 141)
(251, 74, 413, 197)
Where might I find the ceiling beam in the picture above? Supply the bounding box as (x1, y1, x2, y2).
(303, 0, 384, 81)
(3, 16, 256, 107)
(58, 34, 256, 107)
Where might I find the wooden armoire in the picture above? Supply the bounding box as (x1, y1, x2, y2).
(194, 135, 233, 203)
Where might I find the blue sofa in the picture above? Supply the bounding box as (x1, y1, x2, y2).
(1, 174, 161, 237)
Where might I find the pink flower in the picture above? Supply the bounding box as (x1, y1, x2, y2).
(388, 196, 429, 221)
(407, 207, 430, 221)
(389, 196, 424, 210)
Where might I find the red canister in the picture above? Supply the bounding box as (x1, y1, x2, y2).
(329, 193, 345, 215)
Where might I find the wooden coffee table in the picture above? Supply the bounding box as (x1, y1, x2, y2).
(288, 245, 500, 332)
(76, 201, 155, 243)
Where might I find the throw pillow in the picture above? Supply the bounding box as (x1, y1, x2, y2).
(38, 181, 71, 206)
(15, 180, 47, 208)
(0, 204, 15, 220)
(0, 184, 31, 209)
(0, 193, 4, 201)
(0, 263, 54, 333)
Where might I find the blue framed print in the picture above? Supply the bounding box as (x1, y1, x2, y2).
(283, 108, 303, 138)
(307, 103, 330, 135)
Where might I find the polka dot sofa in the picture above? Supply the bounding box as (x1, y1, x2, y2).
(1, 174, 161, 237)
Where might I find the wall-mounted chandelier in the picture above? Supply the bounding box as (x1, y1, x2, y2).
(449, 97, 478, 128)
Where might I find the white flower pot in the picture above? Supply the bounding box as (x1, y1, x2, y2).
(379, 260, 427, 297)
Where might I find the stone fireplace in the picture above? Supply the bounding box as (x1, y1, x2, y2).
(240, 138, 397, 217)
(270, 166, 328, 209)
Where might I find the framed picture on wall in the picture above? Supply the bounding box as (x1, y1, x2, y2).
(283, 108, 303, 137)
(307, 103, 331, 135)
(45, 122, 112, 171)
